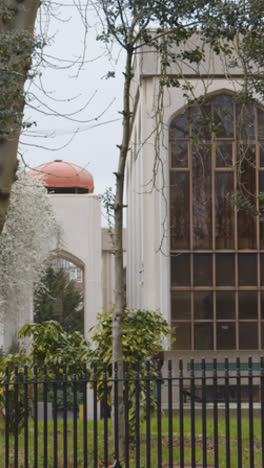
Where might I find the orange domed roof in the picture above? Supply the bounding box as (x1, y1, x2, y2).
(31, 160, 94, 192)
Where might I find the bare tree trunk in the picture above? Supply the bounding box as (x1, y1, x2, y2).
(0, 0, 40, 233)
(112, 48, 133, 461)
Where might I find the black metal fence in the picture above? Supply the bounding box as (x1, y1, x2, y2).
(2, 357, 264, 467)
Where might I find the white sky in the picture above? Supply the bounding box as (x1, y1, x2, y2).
(20, 2, 124, 221)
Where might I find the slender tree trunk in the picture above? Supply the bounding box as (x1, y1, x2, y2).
(0, 0, 40, 233)
(112, 47, 133, 461)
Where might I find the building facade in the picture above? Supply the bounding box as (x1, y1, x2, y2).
(126, 36, 264, 368)
(30, 161, 119, 341)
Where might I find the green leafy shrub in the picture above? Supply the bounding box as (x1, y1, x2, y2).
(18, 320, 91, 378)
(89, 307, 170, 437)
(0, 311, 169, 435)
(18, 321, 91, 418)
(0, 350, 32, 433)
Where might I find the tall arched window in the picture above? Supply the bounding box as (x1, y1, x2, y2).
(170, 93, 264, 350)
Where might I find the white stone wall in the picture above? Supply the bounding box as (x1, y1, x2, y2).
(49, 194, 102, 336)
(126, 38, 243, 334)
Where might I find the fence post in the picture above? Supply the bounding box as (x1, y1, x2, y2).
(190, 358, 195, 468)
(248, 356, 254, 468)
(93, 361, 98, 468)
(62, 363, 68, 468)
(53, 365, 58, 468)
(82, 363, 88, 468)
(213, 358, 218, 468)
(43, 364, 48, 468)
(168, 359, 173, 468)
(157, 359, 162, 468)
(124, 360, 129, 468)
(73, 363, 78, 468)
(5, 366, 9, 468)
(24, 365, 28, 468)
(135, 360, 140, 468)
(179, 358, 184, 468)
(236, 357, 242, 468)
(103, 361, 108, 468)
(145, 360, 151, 468)
(33, 364, 38, 468)
(14, 365, 19, 468)
(201, 358, 207, 468)
(261, 356, 264, 467)
(224, 357, 230, 468)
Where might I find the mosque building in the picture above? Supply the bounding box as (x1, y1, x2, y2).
(30, 159, 117, 338)
(125, 35, 264, 398)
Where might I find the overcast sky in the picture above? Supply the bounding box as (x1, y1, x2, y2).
(20, 1, 125, 222)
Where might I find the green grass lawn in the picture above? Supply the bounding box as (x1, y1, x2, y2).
(0, 415, 263, 467)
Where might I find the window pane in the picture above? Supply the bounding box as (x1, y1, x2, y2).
(192, 145, 212, 249)
(194, 323, 213, 349)
(259, 143, 264, 167)
(261, 323, 264, 349)
(191, 105, 211, 140)
(261, 293, 264, 319)
(77, 269, 83, 282)
(261, 256, 264, 288)
(217, 322, 236, 349)
(171, 254, 190, 286)
(238, 254, 257, 286)
(193, 254, 212, 286)
(171, 291, 191, 320)
(213, 94, 234, 138)
(172, 323, 191, 349)
(171, 142, 188, 168)
(237, 145, 256, 249)
(236, 104, 255, 140)
(237, 143, 256, 168)
(216, 254, 235, 286)
(259, 174, 264, 248)
(194, 291, 213, 319)
(216, 142, 233, 167)
(216, 292, 235, 319)
(239, 292, 258, 319)
(169, 109, 190, 139)
(258, 109, 264, 139)
(239, 322, 258, 349)
(170, 172, 190, 249)
(215, 172, 234, 249)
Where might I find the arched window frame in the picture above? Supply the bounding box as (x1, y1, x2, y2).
(169, 92, 264, 351)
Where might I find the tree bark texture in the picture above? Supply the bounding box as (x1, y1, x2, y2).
(0, 0, 40, 233)
(112, 48, 133, 460)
